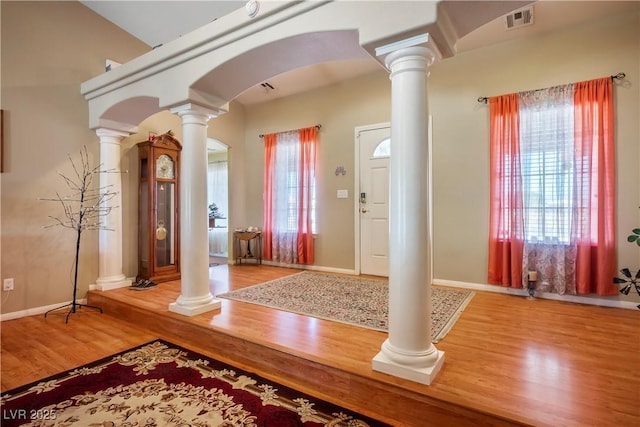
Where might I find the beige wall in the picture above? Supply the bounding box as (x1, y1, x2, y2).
(0, 1, 150, 314)
(2, 2, 638, 315)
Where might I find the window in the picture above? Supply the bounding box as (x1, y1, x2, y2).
(263, 127, 318, 264)
(488, 77, 616, 295)
(207, 159, 228, 256)
(519, 86, 575, 245)
(372, 138, 390, 158)
(280, 171, 317, 233)
(270, 133, 316, 234)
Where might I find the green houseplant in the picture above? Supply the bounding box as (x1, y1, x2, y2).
(627, 227, 640, 246)
(208, 203, 224, 219)
(208, 203, 225, 228)
(613, 208, 640, 307)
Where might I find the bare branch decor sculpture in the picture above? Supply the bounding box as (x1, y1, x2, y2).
(40, 146, 121, 322)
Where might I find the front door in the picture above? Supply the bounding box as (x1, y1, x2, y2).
(358, 125, 391, 277)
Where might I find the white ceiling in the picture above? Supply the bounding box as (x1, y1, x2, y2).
(80, 1, 246, 48)
(81, 1, 637, 106)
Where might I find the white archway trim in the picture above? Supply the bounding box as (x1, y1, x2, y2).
(81, 1, 529, 130)
(96, 119, 139, 135)
(81, 1, 445, 129)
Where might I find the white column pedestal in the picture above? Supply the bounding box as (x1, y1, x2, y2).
(168, 295, 220, 316)
(95, 275, 130, 291)
(95, 128, 130, 291)
(169, 104, 222, 316)
(372, 36, 443, 385)
(372, 350, 445, 385)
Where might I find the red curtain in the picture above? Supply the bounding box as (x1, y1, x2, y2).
(488, 77, 617, 295)
(487, 93, 524, 288)
(262, 127, 317, 265)
(573, 77, 617, 295)
(262, 133, 277, 260)
(297, 126, 317, 264)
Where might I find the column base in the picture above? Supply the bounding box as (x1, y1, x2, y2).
(94, 275, 130, 291)
(372, 348, 445, 385)
(168, 293, 221, 316)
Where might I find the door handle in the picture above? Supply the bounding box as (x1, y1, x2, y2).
(361, 208, 368, 213)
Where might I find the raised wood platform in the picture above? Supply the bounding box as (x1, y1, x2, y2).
(3, 264, 638, 426)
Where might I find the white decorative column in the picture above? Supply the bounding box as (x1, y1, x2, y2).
(372, 35, 444, 384)
(169, 103, 221, 316)
(95, 128, 130, 291)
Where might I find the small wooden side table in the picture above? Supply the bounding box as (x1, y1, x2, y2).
(234, 231, 262, 264)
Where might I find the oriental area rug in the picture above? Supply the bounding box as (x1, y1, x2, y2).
(0, 340, 388, 427)
(217, 271, 474, 343)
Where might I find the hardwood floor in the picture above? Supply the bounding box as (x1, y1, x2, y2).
(1, 264, 638, 426)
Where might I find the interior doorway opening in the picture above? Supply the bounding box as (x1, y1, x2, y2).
(207, 138, 229, 265)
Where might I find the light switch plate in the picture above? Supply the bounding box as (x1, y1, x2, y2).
(337, 189, 348, 199)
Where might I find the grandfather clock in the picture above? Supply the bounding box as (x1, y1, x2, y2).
(137, 133, 181, 283)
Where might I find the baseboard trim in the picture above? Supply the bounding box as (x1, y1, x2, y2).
(0, 298, 89, 321)
(433, 278, 638, 310)
(260, 260, 356, 275)
(5, 274, 632, 321)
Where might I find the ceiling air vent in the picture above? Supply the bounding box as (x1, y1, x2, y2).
(260, 81, 276, 92)
(505, 7, 534, 30)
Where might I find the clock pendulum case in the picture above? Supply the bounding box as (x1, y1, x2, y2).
(137, 133, 182, 283)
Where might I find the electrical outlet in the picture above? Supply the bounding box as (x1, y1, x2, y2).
(3, 278, 14, 291)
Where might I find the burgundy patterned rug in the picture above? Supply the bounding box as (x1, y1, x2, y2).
(0, 340, 388, 426)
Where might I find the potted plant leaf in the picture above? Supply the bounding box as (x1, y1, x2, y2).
(613, 208, 640, 308)
(208, 203, 225, 228)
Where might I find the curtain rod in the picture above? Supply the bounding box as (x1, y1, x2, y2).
(259, 124, 321, 138)
(477, 72, 626, 104)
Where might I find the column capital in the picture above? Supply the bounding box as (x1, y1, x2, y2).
(170, 103, 224, 123)
(96, 128, 130, 143)
(376, 33, 442, 70)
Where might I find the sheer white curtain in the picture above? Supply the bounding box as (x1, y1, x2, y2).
(207, 160, 228, 256)
(519, 85, 577, 294)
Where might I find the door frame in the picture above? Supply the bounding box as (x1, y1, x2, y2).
(207, 138, 230, 260)
(353, 117, 433, 277)
(353, 122, 390, 276)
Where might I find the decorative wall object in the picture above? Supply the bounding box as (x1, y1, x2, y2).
(1, 109, 4, 173)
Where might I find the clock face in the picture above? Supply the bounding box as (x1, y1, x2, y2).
(156, 154, 175, 179)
